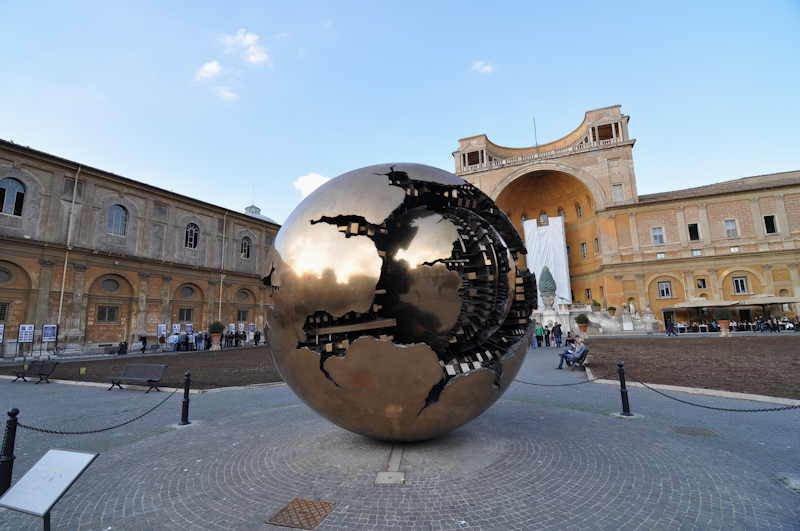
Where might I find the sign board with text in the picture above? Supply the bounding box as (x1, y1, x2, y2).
(157, 323, 167, 338)
(185, 323, 193, 334)
(172, 323, 180, 334)
(0, 323, 4, 343)
(0, 449, 98, 517)
(42, 325, 58, 343)
(18, 324, 34, 343)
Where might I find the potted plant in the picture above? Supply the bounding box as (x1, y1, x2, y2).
(713, 308, 733, 337)
(209, 321, 225, 350)
(591, 299, 601, 311)
(607, 306, 617, 316)
(575, 313, 590, 333)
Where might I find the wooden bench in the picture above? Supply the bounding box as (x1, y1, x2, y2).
(13, 361, 59, 384)
(108, 364, 168, 393)
(568, 348, 591, 370)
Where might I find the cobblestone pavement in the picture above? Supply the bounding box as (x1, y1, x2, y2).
(0, 346, 797, 530)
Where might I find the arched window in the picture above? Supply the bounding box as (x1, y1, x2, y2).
(0, 178, 25, 216)
(185, 223, 199, 249)
(240, 236, 252, 259)
(539, 211, 549, 225)
(107, 204, 128, 235)
(557, 207, 566, 219)
(575, 202, 584, 218)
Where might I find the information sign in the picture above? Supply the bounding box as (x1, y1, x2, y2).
(18, 324, 34, 343)
(42, 325, 57, 343)
(172, 323, 180, 334)
(228, 323, 235, 332)
(238, 322, 245, 332)
(185, 323, 193, 334)
(0, 323, 4, 343)
(248, 323, 255, 332)
(0, 449, 98, 517)
(157, 323, 167, 338)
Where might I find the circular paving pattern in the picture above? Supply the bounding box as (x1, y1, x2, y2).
(6, 400, 796, 530)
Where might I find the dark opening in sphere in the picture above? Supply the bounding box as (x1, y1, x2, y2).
(265, 163, 537, 441)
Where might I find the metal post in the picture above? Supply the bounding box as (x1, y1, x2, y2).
(617, 362, 632, 416)
(179, 372, 191, 425)
(0, 408, 20, 495)
(43, 512, 51, 531)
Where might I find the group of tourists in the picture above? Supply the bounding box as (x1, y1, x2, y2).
(221, 330, 263, 348)
(666, 316, 797, 335)
(129, 328, 266, 354)
(533, 322, 563, 348)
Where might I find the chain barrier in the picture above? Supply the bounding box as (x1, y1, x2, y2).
(630, 377, 800, 413)
(17, 388, 178, 435)
(514, 372, 613, 387)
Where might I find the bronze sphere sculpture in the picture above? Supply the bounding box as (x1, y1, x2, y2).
(265, 163, 537, 441)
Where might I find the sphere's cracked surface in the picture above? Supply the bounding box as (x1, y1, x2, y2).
(266, 163, 537, 441)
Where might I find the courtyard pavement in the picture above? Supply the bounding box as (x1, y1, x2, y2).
(0, 346, 797, 530)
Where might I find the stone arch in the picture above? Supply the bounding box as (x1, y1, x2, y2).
(488, 161, 608, 209)
(779, 288, 790, 296)
(173, 282, 205, 302)
(235, 287, 257, 305)
(646, 273, 687, 302)
(719, 268, 764, 298)
(88, 272, 134, 297)
(0, 164, 44, 239)
(86, 273, 135, 344)
(94, 194, 141, 254)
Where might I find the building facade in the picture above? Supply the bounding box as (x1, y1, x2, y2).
(454, 105, 800, 327)
(0, 139, 279, 355)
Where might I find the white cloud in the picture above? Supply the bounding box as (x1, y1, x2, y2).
(215, 86, 239, 101)
(471, 60, 494, 74)
(223, 28, 271, 65)
(293, 172, 330, 197)
(195, 60, 221, 80)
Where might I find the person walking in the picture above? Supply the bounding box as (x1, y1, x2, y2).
(666, 321, 678, 336)
(254, 330, 261, 346)
(534, 323, 544, 348)
(552, 323, 563, 348)
(140, 335, 148, 354)
(544, 325, 551, 347)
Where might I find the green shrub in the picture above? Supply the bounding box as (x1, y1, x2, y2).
(591, 299, 601, 307)
(607, 306, 616, 311)
(209, 321, 225, 334)
(575, 313, 590, 325)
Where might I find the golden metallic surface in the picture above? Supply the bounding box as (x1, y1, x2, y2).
(266, 163, 537, 441)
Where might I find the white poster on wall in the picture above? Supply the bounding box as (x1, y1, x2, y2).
(157, 324, 167, 338)
(172, 323, 180, 334)
(0, 323, 4, 343)
(523, 217, 572, 309)
(185, 323, 193, 334)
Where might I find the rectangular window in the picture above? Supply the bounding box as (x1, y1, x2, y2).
(657, 281, 672, 298)
(696, 278, 707, 289)
(656, 252, 666, 259)
(0, 302, 8, 321)
(596, 124, 613, 140)
(651, 227, 665, 244)
(96, 305, 119, 322)
(724, 219, 738, 238)
(611, 183, 624, 202)
(593, 237, 600, 253)
(178, 308, 193, 322)
(730, 246, 740, 253)
(63, 178, 83, 199)
(764, 215, 777, 234)
(237, 310, 248, 322)
(584, 288, 592, 301)
(466, 151, 480, 165)
(688, 223, 700, 241)
(579, 242, 588, 258)
(733, 276, 748, 295)
(691, 249, 702, 256)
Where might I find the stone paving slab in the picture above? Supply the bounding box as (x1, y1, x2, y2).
(0, 346, 796, 530)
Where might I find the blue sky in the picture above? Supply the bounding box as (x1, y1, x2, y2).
(1, 1, 798, 223)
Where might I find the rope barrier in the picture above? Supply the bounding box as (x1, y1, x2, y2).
(515, 373, 613, 387)
(17, 388, 178, 435)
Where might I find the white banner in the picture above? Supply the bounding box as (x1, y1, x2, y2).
(0, 323, 4, 343)
(238, 323, 245, 332)
(172, 323, 180, 334)
(228, 323, 236, 332)
(42, 325, 58, 343)
(157, 323, 167, 338)
(18, 324, 34, 343)
(185, 323, 193, 334)
(523, 217, 572, 309)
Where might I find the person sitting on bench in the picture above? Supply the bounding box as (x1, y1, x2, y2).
(557, 338, 587, 369)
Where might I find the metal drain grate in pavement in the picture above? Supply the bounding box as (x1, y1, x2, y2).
(266, 498, 335, 530)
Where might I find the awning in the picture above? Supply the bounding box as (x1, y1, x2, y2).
(736, 295, 800, 306)
(662, 299, 738, 310)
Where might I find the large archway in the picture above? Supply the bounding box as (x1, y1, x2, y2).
(495, 170, 601, 304)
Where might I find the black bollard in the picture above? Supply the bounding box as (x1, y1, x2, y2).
(179, 372, 191, 425)
(617, 362, 633, 416)
(0, 408, 19, 495)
